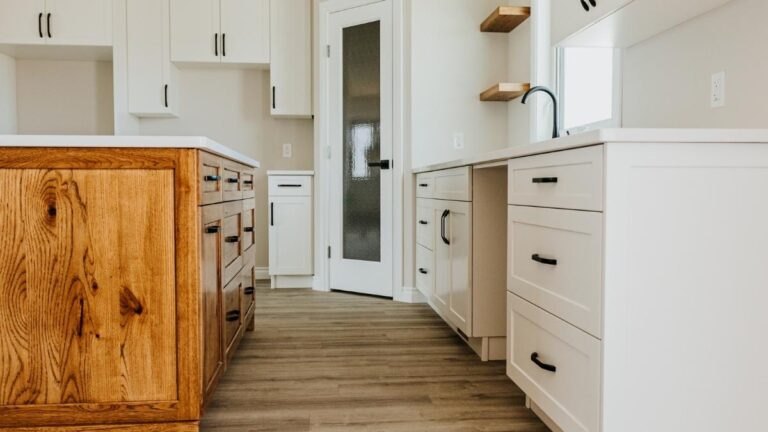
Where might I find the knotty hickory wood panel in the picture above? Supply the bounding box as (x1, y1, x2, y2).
(0, 169, 177, 405)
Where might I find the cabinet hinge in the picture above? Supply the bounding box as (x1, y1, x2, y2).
(328, 246, 331, 258)
(326, 45, 331, 58)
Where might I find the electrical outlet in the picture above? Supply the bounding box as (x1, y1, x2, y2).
(453, 132, 465, 150)
(282, 143, 292, 158)
(711, 71, 726, 108)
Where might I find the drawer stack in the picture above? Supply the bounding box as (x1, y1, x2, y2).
(506, 145, 604, 432)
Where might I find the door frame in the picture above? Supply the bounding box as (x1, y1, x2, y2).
(315, 0, 409, 301)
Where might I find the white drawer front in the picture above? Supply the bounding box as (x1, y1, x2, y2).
(416, 172, 435, 198)
(416, 245, 434, 300)
(434, 166, 472, 201)
(507, 293, 601, 432)
(508, 206, 603, 338)
(269, 175, 313, 197)
(416, 199, 434, 250)
(508, 146, 603, 211)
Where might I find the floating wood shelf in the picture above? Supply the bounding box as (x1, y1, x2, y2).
(480, 6, 531, 33)
(480, 82, 531, 102)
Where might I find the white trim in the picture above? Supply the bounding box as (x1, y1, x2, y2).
(255, 267, 270, 280)
(316, 0, 404, 299)
(398, 286, 427, 304)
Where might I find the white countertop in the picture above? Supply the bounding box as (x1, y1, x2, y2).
(412, 128, 768, 173)
(0, 135, 261, 168)
(267, 170, 314, 176)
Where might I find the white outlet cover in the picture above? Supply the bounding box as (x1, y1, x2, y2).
(453, 133, 465, 150)
(282, 143, 292, 158)
(711, 71, 726, 108)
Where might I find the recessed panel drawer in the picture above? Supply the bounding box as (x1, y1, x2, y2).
(222, 202, 243, 285)
(242, 199, 256, 251)
(241, 170, 255, 199)
(416, 244, 434, 300)
(416, 198, 434, 250)
(433, 166, 472, 201)
(508, 146, 603, 211)
(268, 175, 312, 197)
(222, 165, 243, 202)
(241, 249, 256, 320)
(416, 172, 435, 198)
(508, 206, 603, 337)
(507, 293, 601, 432)
(223, 275, 243, 350)
(199, 152, 223, 205)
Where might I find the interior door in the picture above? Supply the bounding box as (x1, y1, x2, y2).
(328, 0, 393, 298)
(170, 0, 221, 63)
(220, 0, 269, 65)
(44, 0, 112, 46)
(0, 0, 46, 45)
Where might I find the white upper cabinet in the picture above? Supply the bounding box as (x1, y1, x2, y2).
(127, 0, 178, 117)
(220, 0, 269, 65)
(0, 0, 111, 46)
(270, 0, 311, 118)
(170, 0, 269, 65)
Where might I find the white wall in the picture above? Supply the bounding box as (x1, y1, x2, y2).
(0, 53, 16, 134)
(410, 0, 510, 168)
(507, 0, 532, 147)
(15, 60, 114, 135)
(139, 68, 314, 269)
(623, 0, 767, 128)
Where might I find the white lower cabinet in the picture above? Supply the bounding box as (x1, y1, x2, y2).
(433, 199, 472, 336)
(268, 172, 313, 288)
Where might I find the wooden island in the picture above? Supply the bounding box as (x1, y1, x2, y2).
(0, 136, 259, 432)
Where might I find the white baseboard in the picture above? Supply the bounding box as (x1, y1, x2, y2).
(255, 267, 269, 280)
(271, 275, 314, 289)
(395, 286, 427, 304)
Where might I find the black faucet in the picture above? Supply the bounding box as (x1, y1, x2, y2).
(521, 86, 560, 139)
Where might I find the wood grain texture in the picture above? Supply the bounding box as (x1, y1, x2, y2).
(200, 286, 548, 432)
(480, 6, 531, 33)
(0, 148, 181, 169)
(480, 83, 531, 102)
(7, 421, 199, 431)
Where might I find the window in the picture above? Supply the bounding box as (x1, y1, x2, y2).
(557, 47, 622, 133)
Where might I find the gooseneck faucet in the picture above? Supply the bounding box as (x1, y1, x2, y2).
(521, 86, 560, 139)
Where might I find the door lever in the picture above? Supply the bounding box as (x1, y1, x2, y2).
(367, 160, 391, 170)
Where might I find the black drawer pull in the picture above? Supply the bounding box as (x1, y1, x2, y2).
(531, 352, 557, 372)
(278, 184, 302, 188)
(532, 254, 557, 266)
(243, 180, 254, 185)
(226, 177, 239, 184)
(205, 226, 221, 234)
(244, 287, 255, 295)
(204, 175, 220, 182)
(532, 177, 558, 184)
(418, 268, 428, 275)
(418, 220, 428, 225)
(226, 310, 240, 322)
(225, 236, 240, 243)
(244, 227, 254, 233)
(418, 183, 429, 188)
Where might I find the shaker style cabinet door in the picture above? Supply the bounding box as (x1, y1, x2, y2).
(268, 196, 312, 276)
(44, 0, 112, 46)
(0, 0, 46, 45)
(170, 0, 221, 63)
(200, 207, 224, 400)
(433, 200, 472, 336)
(220, 0, 269, 65)
(270, 0, 312, 117)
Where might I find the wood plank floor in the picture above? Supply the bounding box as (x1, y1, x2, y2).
(200, 286, 549, 432)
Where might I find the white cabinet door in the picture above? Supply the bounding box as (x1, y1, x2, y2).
(551, 0, 631, 45)
(268, 196, 312, 276)
(170, 0, 220, 63)
(127, 0, 178, 117)
(434, 200, 472, 335)
(0, 0, 46, 45)
(269, 0, 311, 118)
(220, 0, 269, 65)
(45, 0, 112, 46)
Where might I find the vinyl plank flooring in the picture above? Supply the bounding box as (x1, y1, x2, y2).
(200, 286, 548, 432)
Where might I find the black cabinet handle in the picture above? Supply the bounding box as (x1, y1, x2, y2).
(589, 0, 597, 6)
(531, 352, 557, 372)
(225, 236, 240, 243)
(226, 310, 240, 322)
(532, 177, 558, 184)
(440, 210, 450, 245)
(164, 84, 168, 108)
(270, 202, 274, 226)
(418, 220, 428, 225)
(243, 180, 254, 185)
(244, 227, 254, 233)
(38, 13, 43, 38)
(278, 184, 302, 188)
(204, 175, 220, 182)
(532, 254, 557, 266)
(580, 0, 590, 11)
(272, 86, 276, 109)
(205, 226, 221, 234)
(214, 33, 218, 56)
(47, 13, 51, 38)
(226, 177, 239, 184)
(418, 268, 428, 275)
(419, 183, 429, 188)
(244, 287, 255, 295)
(222, 33, 226, 57)
(368, 160, 391, 170)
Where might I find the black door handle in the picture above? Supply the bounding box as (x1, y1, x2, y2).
(205, 226, 221, 234)
(532, 254, 558, 266)
(440, 210, 450, 245)
(418, 268, 428, 275)
(46, 13, 51, 38)
(38, 13, 43, 38)
(532, 177, 558, 184)
(164, 84, 168, 108)
(204, 175, 221, 182)
(226, 310, 240, 322)
(244, 287, 255, 295)
(222, 33, 226, 57)
(272, 86, 276, 109)
(368, 160, 391, 170)
(225, 236, 240, 243)
(418, 220, 428, 225)
(270, 202, 274, 226)
(214, 33, 218, 56)
(531, 352, 557, 372)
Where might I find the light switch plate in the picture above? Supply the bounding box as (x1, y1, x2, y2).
(711, 71, 726, 108)
(282, 143, 292, 158)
